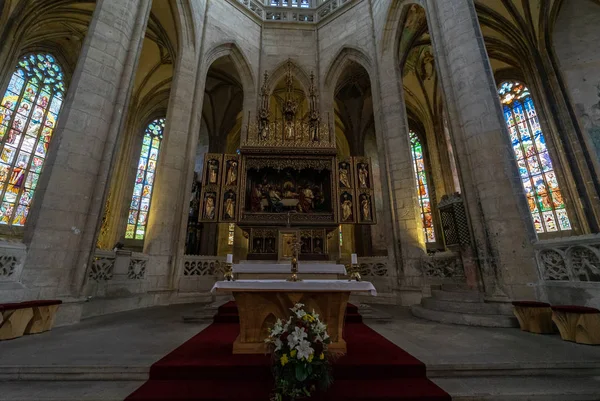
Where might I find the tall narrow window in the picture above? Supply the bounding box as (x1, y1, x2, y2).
(125, 118, 165, 240)
(409, 131, 435, 243)
(0, 53, 65, 227)
(499, 81, 571, 233)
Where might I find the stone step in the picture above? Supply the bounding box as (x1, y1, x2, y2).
(433, 375, 600, 401)
(422, 297, 513, 316)
(431, 289, 484, 303)
(410, 305, 519, 328)
(1, 375, 599, 401)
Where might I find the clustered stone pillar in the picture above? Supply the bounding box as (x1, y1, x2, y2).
(143, 48, 200, 291)
(426, 0, 539, 299)
(23, 0, 152, 299)
(375, 50, 429, 301)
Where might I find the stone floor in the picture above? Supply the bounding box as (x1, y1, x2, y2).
(0, 303, 599, 400)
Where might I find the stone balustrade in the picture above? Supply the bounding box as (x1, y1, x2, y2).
(535, 235, 600, 282)
(421, 251, 465, 280)
(356, 256, 389, 277)
(231, 0, 356, 23)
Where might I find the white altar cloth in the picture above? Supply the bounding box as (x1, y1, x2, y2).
(211, 279, 377, 296)
(233, 262, 346, 275)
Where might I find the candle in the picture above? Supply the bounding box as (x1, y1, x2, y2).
(226, 254, 233, 264)
(351, 253, 358, 264)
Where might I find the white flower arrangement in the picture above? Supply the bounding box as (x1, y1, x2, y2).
(265, 303, 333, 400)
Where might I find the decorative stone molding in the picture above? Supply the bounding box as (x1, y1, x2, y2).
(421, 251, 465, 279)
(89, 250, 116, 282)
(127, 258, 147, 280)
(230, 0, 356, 23)
(183, 255, 226, 277)
(356, 257, 389, 277)
(535, 236, 600, 282)
(0, 241, 26, 282)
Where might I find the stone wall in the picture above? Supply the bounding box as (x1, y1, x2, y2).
(553, 0, 600, 164)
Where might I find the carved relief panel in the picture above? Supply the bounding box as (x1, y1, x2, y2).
(198, 154, 223, 223)
(354, 157, 376, 225)
(337, 157, 356, 224)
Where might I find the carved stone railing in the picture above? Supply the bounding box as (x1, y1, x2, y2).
(535, 236, 600, 282)
(421, 251, 465, 280)
(89, 250, 117, 282)
(231, 0, 355, 23)
(356, 256, 389, 277)
(182, 255, 226, 277)
(89, 250, 149, 282)
(0, 241, 26, 283)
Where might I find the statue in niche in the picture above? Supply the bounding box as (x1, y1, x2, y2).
(313, 238, 323, 253)
(226, 160, 238, 186)
(285, 121, 294, 140)
(341, 192, 353, 222)
(419, 49, 435, 81)
(252, 238, 263, 253)
(265, 237, 275, 253)
(207, 159, 219, 184)
(358, 163, 369, 188)
(360, 194, 371, 222)
(203, 193, 216, 220)
(223, 191, 236, 220)
(339, 162, 351, 188)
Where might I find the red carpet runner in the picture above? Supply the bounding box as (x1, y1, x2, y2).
(126, 302, 451, 401)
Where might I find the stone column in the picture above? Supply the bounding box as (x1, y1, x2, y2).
(143, 47, 200, 291)
(374, 50, 428, 303)
(22, 0, 152, 299)
(425, 0, 539, 299)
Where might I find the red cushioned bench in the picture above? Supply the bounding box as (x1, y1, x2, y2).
(0, 300, 62, 340)
(512, 301, 554, 334)
(551, 305, 600, 345)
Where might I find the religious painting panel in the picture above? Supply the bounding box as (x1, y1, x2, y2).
(239, 155, 337, 225)
(220, 154, 241, 222)
(353, 157, 376, 225)
(198, 153, 223, 223)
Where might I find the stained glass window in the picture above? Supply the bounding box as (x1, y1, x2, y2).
(125, 118, 165, 240)
(499, 81, 572, 233)
(0, 53, 65, 227)
(409, 131, 435, 243)
(228, 223, 235, 245)
(338, 225, 343, 246)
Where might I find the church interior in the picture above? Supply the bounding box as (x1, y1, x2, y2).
(0, 0, 600, 400)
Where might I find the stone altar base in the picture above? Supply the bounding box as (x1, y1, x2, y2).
(232, 291, 349, 354)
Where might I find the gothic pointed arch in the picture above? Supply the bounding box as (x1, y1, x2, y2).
(324, 46, 374, 99)
(267, 59, 312, 97)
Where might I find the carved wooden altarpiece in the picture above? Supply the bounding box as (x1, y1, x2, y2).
(198, 60, 376, 259)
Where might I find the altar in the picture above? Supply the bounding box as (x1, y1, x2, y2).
(211, 279, 376, 354)
(233, 261, 346, 279)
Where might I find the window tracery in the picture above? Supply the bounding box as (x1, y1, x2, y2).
(409, 131, 435, 243)
(498, 81, 571, 233)
(0, 53, 65, 227)
(125, 118, 165, 240)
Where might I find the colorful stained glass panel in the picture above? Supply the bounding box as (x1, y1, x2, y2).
(125, 118, 165, 240)
(498, 81, 571, 234)
(409, 131, 435, 243)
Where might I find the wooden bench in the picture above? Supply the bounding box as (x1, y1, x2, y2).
(512, 301, 554, 334)
(551, 305, 600, 345)
(0, 300, 62, 340)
